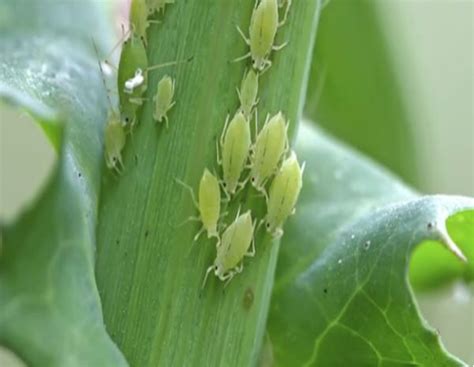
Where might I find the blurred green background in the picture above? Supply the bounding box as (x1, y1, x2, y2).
(1, 0, 472, 363)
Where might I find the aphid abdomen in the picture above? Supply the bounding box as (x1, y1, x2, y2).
(198, 169, 220, 237)
(266, 151, 303, 236)
(219, 211, 254, 272)
(251, 112, 287, 190)
(221, 112, 251, 195)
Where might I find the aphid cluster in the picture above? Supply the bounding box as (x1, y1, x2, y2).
(179, 0, 303, 287)
(99, 0, 179, 174)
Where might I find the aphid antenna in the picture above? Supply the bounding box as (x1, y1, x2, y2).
(174, 177, 199, 208)
(91, 38, 115, 114)
(202, 265, 215, 289)
(146, 55, 194, 72)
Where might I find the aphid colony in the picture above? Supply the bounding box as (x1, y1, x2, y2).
(179, 0, 304, 287)
(101, 0, 178, 174)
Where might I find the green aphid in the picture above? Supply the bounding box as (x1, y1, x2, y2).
(153, 75, 175, 128)
(130, 0, 159, 43)
(235, 0, 289, 72)
(147, 0, 175, 15)
(217, 111, 251, 198)
(176, 168, 221, 242)
(249, 111, 288, 195)
(117, 34, 148, 127)
(203, 210, 255, 288)
(237, 69, 259, 119)
(104, 114, 126, 174)
(265, 151, 304, 238)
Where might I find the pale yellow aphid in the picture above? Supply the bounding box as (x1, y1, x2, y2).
(217, 111, 252, 198)
(104, 115, 126, 174)
(153, 75, 176, 128)
(237, 69, 259, 119)
(265, 151, 304, 238)
(235, 0, 289, 72)
(130, 0, 160, 44)
(92, 39, 127, 174)
(176, 169, 221, 242)
(250, 111, 288, 194)
(203, 210, 255, 288)
(147, 0, 175, 14)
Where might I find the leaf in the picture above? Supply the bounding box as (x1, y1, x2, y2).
(268, 122, 473, 366)
(305, 0, 419, 186)
(0, 0, 127, 365)
(95, 1, 321, 366)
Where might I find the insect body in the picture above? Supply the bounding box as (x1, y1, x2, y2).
(237, 69, 259, 119)
(218, 111, 251, 197)
(177, 169, 221, 242)
(147, 0, 175, 14)
(153, 75, 175, 127)
(235, 0, 288, 72)
(130, 0, 157, 43)
(250, 111, 288, 194)
(265, 151, 304, 238)
(118, 34, 148, 127)
(104, 113, 126, 174)
(203, 210, 255, 287)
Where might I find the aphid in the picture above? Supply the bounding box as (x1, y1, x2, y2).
(176, 169, 221, 241)
(237, 69, 259, 119)
(249, 111, 288, 194)
(104, 115, 126, 174)
(130, 0, 160, 43)
(153, 75, 175, 127)
(235, 0, 288, 72)
(118, 34, 148, 127)
(147, 0, 175, 15)
(265, 151, 304, 238)
(92, 39, 127, 174)
(203, 210, 255, 287)
(217, 111, 251, 198)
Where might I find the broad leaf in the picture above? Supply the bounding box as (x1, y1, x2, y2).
(268, 122, 473, 366)
(0, 0, 127, 365)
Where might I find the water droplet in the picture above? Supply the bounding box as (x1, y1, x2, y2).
(351, 234, 355, 240)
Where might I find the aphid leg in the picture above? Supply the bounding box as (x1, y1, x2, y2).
(202, 265, 216, 289)
(278, 0, 292, 27)
(223, 270, 237, 288)
(272, 41, 288, 51)
(193, 226, 205, 242)
(260, 60, 273, 75)
(246, 232, 256, 257)
(175, 178, 199, 209)
(235, 25, 251, 45)
(231, 52, 252, 64)
(273, 228, 284, 239)
(164, 115, 169, 129)
(175, 215, 200, 228)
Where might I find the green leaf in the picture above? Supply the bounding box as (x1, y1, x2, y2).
(268, 122, 473, 366)
(95, 1, 321, 366)
(305, 0, 419, 186)
(0, 1, 127, 366)
(410, 210, 474, 290)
